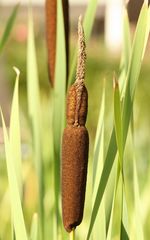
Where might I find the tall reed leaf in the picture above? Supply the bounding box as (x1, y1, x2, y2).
(113, 78, 123, 165)
(27, 6, 44, 238)
(114, 77, 129, 239)
(93, 90, 105, 189)
(131, 122, 144, 240)
(53, 0, 66, 231)
(0, 71, 28, 240)
(30, 213, 38, 240)
(0, 3, 19, 53)
(53, 0, 66, 158)
(120, 189, 129, 239)
(68, 0, 99, 86)
(122, 8, 132, 74)
(106, 167, 119, 240)
(92, 90, 106, 240)
(107, 79, 129, 239)
(87, 2, 150, 239)
(119, 8, 131, 95)
(122, 1, 150, 146)
(9, 67, 22, 197)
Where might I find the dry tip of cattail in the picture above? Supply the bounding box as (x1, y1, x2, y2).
(45, 0, 69, 87)
(62, 15, 89, 233)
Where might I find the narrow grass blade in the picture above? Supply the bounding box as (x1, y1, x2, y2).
(122, 1, 150, 146)
(53, 0, 66, 156)
(106, 165, 119, 240)
(68, 0, 99, 87)
(27, 7, 41, 134)
(27, 6, 44, 238)
(141, 166, 150, 224)
(107, 78, 126, 239)
(0, 111, 28, 240)
(121, 182, 129, 240)
(92, 89, 106, 240)
(9, 67, 22, 197)
(87, 129, 117, 240)
(30, 213, 38, 240)
(105, 156, 117, 235)
(0, 3, 19, 53)
(131, 140, 144, 239)
(114, 76, 130, 240)
(106, 162, 129, 240)
(93, 89, 105, 189)
(119, 8, 131, 95)
(113, 77, 123, 166)
(86, 2, 150, 239)
(122, 8, 132, 73)
(53, 0, 66, 232)
(83, 0, 98, 38)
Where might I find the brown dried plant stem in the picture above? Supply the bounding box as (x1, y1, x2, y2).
(45, 0, 69, 87)
(62, 16, 89, 233)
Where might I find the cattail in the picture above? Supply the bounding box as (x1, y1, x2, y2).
(45, 0, 69, 87)
(62, 16, 89, 233)
(62, 0, 69, 82)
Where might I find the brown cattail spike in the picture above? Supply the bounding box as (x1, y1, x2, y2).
(62, 16, 89, 233)
(62, 126, 89, 232)
(45, 0, 69, 87)
(45, 0, 57, 87)
(62, 0, 70, 82)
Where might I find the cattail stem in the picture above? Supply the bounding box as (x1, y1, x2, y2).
(69, 229, 75, 240)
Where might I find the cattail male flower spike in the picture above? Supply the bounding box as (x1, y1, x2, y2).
(45, 0, 69, 87)
(62, 16, 89, 233)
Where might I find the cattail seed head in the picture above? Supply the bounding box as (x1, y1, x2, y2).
(45, 0, 57, 87)
(62, 126, 89, 232)
(45, 0, 69, 87)
(62, 16, 89, 232)
(62, 0, 70, 81)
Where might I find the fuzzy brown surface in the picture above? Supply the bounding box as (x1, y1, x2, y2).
(62, 0, 69, 82)
(66, 84, 88, 126)
(62, 126, 89, 232)
(45, 0, 69, 87)
(45, 0, 57, 87)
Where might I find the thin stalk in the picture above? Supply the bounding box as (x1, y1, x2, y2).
(120, 173, 123, 237)
(70, 229, 75, 240)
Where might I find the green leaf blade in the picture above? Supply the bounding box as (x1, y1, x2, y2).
(87, 2, 150, 239)
(113, 78, 123, 163)
(30, 213, 38, 240)
(0, 3, 19, 53)
(92, 90, 106, 240)
(27, 6, 44, 238)
(9, 67, 22, 197)
(0, 110, 28, 240)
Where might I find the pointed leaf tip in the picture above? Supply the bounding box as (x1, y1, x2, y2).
(144, 0, 148, 7)
(13, 66, 20, 78)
